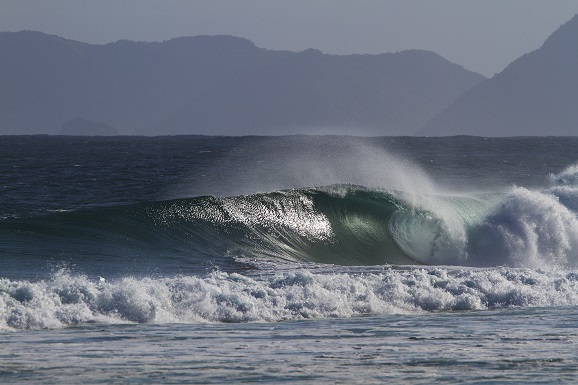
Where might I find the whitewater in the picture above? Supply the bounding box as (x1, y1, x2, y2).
(1, 135, 578, 383)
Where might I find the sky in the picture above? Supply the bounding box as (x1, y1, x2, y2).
(1, 0, 578, 77)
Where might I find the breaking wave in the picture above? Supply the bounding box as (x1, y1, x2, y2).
(2, 266, 578, 330)
(2, 165, 578, 270)
(2, 162, 578, 330)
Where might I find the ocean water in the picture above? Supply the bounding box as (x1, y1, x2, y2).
(1, 135, 578, 383)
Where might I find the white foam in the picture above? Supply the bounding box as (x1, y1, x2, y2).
(549, 162, 578, 187)
(2, 266, 578, 331)
(473, 187, 578, 268)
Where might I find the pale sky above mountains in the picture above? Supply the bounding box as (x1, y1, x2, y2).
(1, 0, 578, 77)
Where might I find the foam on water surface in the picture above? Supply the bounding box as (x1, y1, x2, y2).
(3, 265, 578, 330)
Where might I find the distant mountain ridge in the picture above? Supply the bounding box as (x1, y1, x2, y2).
(0, 31, 484, 135)
(421, 13, 578, 136)
(60, 118, 119, 136)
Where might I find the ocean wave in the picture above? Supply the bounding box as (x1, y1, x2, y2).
(2, 172, 578, 270)
(2, 266, 578, 330)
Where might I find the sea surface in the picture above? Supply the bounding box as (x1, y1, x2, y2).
(1, 135, 578, 383)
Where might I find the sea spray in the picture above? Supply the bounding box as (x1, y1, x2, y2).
(172, 138, 436, 204)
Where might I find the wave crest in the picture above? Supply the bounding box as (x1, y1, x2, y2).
(2, 173, 578, 271)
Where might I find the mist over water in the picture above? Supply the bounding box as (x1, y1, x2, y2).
(168, 137, 436, 200)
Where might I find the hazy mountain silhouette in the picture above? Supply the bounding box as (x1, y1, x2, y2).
(0, 31, 484, 136)
(421, 14, 578, 136)
(60, 118, 119, 136)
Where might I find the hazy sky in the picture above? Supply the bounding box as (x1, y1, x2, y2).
(2, 0, 578, 77)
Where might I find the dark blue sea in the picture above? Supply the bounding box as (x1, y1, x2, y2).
(1, 135, 578, 383)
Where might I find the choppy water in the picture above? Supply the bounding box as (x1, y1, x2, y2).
(1, 135, 578, 383)
(3, 307, 578, 384)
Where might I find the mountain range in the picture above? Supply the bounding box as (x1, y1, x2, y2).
(0, 13, 576, 136)
(0, 31, 483, 136)
(421, 13, 578, 136)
